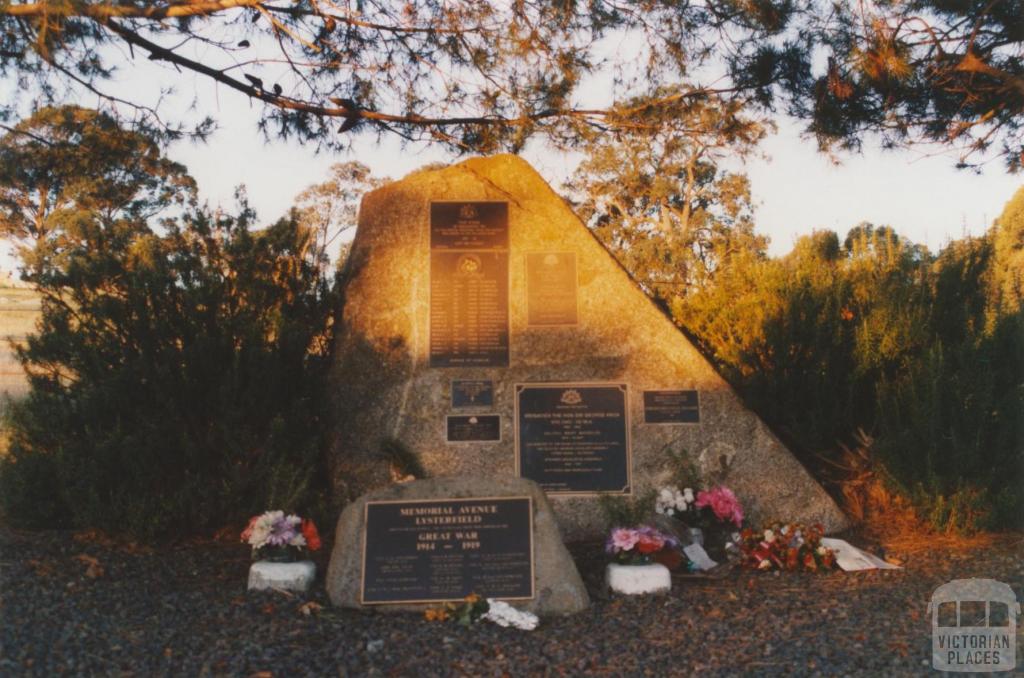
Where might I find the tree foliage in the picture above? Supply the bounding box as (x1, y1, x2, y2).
(676, 213, 1023, 531)
(293, 161, 387, 274)
(568, 96, 768, 303)
(0, 110, 335, 539)
(0, 1, 1020, 167)
(0, 105, 195, 276)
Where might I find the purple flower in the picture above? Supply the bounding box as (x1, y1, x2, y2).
(266, 514, 301, 546)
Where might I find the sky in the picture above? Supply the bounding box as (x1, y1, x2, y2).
(3, 31, 1022, 270)
(160, 87, 1022, 259)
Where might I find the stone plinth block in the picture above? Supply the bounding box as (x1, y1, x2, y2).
(606, 563, 671, 595)
(248, 560, 316, 593)
(326, 475, 590, 616)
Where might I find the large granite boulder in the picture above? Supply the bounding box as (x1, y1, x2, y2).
(327, 154, 848, 538)
(325, 476, 590, 616)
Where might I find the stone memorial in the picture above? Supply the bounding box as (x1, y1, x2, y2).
(329, 154, 848, 540)
(325, 476, 590, 616)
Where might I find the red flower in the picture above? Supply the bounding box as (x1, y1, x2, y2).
(635, 533, 665, 554)
(240, 515, 258, 542)
(302, 519, 322, 551)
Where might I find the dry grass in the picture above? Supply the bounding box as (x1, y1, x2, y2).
(0, 286, 40, 457)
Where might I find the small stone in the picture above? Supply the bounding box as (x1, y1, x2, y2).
(326, 476, 590, 617)
(366, 640, 384, 654)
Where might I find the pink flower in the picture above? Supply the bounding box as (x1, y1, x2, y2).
(610, 528, 639, 552)
(695, 486, 744, 527)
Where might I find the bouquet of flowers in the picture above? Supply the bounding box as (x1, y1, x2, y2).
(241, 510, 322, 562)
(655, 485, 744, 530)
(738, 522, 837, 572)
(655, 486, 695, 517)
(605, 525, 679, 565)
(424, 594, 539, 630)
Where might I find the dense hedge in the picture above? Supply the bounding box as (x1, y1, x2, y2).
(0, 206, 335, 539)
(674, 200, 1024, 532)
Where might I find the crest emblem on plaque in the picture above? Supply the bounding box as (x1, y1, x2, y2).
(456, 254, 482, 275)
(459, 203, 479, 220)
(560, 389, 583, 405)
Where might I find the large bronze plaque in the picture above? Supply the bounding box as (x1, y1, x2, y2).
(430, 202, 509, 250)
(643, 390, 700, 424)
(429, 251, 509, 367)
(361, 497, 534, 604)
(515, 383, 630, 495)
(526, 252, 578, 326)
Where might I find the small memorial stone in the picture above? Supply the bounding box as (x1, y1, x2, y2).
(326, 475, 590, 616)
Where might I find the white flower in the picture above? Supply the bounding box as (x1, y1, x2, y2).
(816, 546, 827, 556)
(731, 532, 741, 543)
(763, 529, 775, 543)
(683, 488, 694, 502)
(758, 559, 772, 570)
(655, 506, 665, 515)
(483, 600, 539, 630)
(667, 508, 675, 516)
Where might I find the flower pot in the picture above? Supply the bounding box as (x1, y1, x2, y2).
(248, 560, 316, 592)
(605, 563, 671, 595)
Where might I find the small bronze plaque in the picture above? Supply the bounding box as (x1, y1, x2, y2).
(361, 497, 534, 604)
(643, 390, 700, 424)
(429, 251, 509, 367)
(446, 414, 501, 442)
(451, 380, 495, 408)
(430, 202, 509, 250)
(526, 252, 578, 326)
(515, 383, 630, 495)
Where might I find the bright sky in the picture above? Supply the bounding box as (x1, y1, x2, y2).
(3, 36, 1021, 270)
(166, 102, 1022, 258)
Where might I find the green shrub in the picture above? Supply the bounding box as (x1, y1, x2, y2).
(0, 205, 336, 540)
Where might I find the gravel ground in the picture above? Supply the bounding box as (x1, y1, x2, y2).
(1, 527, 1021, 677)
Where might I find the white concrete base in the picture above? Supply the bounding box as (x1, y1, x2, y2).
(248, 560, 316, 592)
(606, 563, 671, 595)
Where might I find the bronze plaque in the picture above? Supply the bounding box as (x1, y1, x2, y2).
(360, 497, 534, 604)
(429, 251, 509, 367)
(526, 252, 578, 326)
(643, 390, 700, 423)
(451, 380, 495, 408)
(515, 383, 630, 495)
(430, 202, 508, 250)
(446, 414, 501, 442)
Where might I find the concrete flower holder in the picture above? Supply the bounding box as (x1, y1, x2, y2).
(605, 563, 671, 595)
(248, 560, 316, 592)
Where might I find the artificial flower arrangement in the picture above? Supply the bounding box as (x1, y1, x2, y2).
(655, 484, 744, 563)
(241, 510, 322, 562)
(737, 522, 837, 572)
(605, 525, 680, 565)
(656, 484, 744, 530)
(424, 593, 539, 630)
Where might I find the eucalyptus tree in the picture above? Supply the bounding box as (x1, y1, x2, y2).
(567, 95, 768, 302)
(0, 105, 195, 279)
